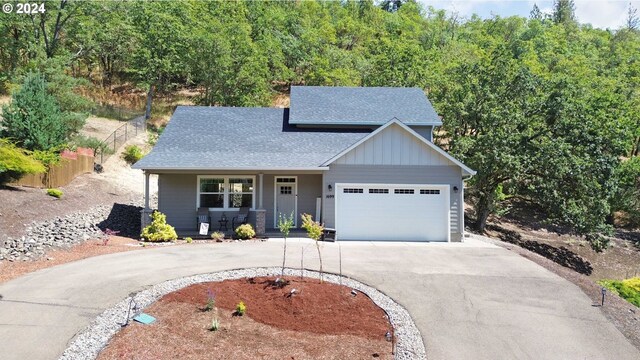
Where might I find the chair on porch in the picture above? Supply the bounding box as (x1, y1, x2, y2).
(196, 207, 210, 229)
(232, 207, 250, 229)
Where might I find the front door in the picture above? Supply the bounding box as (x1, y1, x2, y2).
(275, 177, 297, 227)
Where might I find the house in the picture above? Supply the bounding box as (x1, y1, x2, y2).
(133, 86, 476, 242)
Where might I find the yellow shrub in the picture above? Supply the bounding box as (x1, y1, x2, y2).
(622, 277, 640, 292)
(140, 211, 177, 242)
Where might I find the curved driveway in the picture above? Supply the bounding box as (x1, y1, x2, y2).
(0, 237, 638, 360)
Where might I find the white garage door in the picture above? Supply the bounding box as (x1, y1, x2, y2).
(335, 184, 449, 242)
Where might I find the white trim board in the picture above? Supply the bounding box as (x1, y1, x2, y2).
(321, 118, 476, 176)
(273, 176, 298, 228)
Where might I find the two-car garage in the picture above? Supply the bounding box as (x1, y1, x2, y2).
(334, 183, 450, 242)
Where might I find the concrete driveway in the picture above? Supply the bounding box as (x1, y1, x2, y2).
(0, 237, 638, 360)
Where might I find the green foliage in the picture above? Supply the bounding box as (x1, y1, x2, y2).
(209, 317, 220, 331)
(32, 149, 62, 167)
(140, 211, 178, 242)
(611, 157, 640, 227)
(235, 301, 246, 316)
(71, 135, 114, 156)
(278, 212, 295, 238)
(235, 224, 255, 240)
(205, 289, 216, 312)
(301, 213, 323, 241)
(301, 213, 324, 282)
(598, 278, 640, 308)
(184, 237, 193, 244)
(0, 139, 46, 184)
(47, 188, 63, 198)
(1, 72, 70, 151)
(122, 145, 144, 165)
(210, 231, 225, 241)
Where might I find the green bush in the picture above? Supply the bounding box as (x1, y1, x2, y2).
(184, 237, 193, 243)
(71, 135, 114, 156)
(210, 231, 225, 241)
(0, 72, 71, 151)
(235, 301, 246, 316)
(122, 145, 144, 164)
(598, 277, 640, 307)
(234, 224, 255, 240)
(141, 211, 178, 242)
(0, 139, 46, 184)
(47, 188, 63, 198)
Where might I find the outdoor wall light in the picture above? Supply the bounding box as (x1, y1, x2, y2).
(328, 184, 333, 191)
(453, 186, 459, 193)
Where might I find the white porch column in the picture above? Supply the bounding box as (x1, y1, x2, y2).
(140, 171, 153, 232)
(258, 173, 264, 209)
(144, 171, 151, 210)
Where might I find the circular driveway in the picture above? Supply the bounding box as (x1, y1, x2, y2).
(0, 237, 638, 360)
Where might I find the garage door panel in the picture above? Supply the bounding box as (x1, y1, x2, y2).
(336, 184, 449, 242)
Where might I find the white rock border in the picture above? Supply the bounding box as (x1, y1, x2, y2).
(59, 267, 426, 360)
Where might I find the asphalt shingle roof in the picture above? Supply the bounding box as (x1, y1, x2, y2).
(289, 86, 442, 126)
(133, 106, 370, 170)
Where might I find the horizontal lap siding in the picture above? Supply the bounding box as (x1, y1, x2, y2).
(323, 164, 464, 241)
(264, 174, 322, 228)
(158, 174, 197, 230)
(158, 173, 322, 231)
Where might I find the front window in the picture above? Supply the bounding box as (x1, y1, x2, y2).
(228, 178, 253, 208)
(198, 176, 254, 209)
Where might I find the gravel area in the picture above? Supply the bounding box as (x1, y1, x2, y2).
(59, 267, 426, 360)
(0, 199, 148, 262)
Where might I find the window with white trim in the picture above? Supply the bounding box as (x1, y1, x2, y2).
(369, 188, 389, 194)
(198, 176, 254, 209)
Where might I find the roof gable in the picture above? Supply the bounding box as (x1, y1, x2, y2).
(289, 86, 442, 126)
(323, 119, 476, 175)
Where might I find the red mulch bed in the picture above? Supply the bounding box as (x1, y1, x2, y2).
(98, 276, 394, 360)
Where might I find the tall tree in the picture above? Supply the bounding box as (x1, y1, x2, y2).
(0, 72, 69, 151)
(628, 2, 639, 30)
(552, 0, 576, 25)
(530, 4, 543, 20)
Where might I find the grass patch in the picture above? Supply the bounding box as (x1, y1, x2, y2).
(47, 188, 63, 198)
(598, 277, 640, 307)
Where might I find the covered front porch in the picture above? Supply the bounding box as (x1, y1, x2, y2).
(141, 170, 325, 236)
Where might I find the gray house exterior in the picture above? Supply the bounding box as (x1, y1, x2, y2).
(134, 86, 475, 242)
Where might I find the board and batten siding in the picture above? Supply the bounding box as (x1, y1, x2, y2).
(333, 123, 448, 166)
(323, 165, 464, 241)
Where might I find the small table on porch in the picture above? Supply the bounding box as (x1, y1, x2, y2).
(218, 219, 228, 231)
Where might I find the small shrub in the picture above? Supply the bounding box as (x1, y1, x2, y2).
(0, 139, 46, 184)
(210, 231, 225, 241)
(47, 188, 63, 198)
(122, 145, 144, 164)
(301, 213, 325, 282)
(599, 277, 640, 307)
(209, 317, 220, 331)
(185, 237, 193, 243)
(204, 289, 216, 312)
(235, 224, 255, 240)
(140, 211, 177, 242)
(235, 301, 246, 316)
(71, 135, 114, 156)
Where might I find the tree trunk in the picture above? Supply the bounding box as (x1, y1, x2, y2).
(474, 194, 491, 233)
(145, 82, 155, 120)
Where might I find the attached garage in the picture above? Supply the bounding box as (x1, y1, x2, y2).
(335, 183, 450, 242)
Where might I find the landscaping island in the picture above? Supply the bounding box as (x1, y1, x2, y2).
(98, 276, 393, 359)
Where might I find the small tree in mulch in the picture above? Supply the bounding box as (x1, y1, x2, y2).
(301, 213, 324, 282)
(278, 212, 295, 278)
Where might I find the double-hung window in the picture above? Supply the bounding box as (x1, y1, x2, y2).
(198, 176, 254, 209)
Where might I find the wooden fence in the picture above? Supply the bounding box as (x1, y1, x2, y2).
(10, 148, 95, 188)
